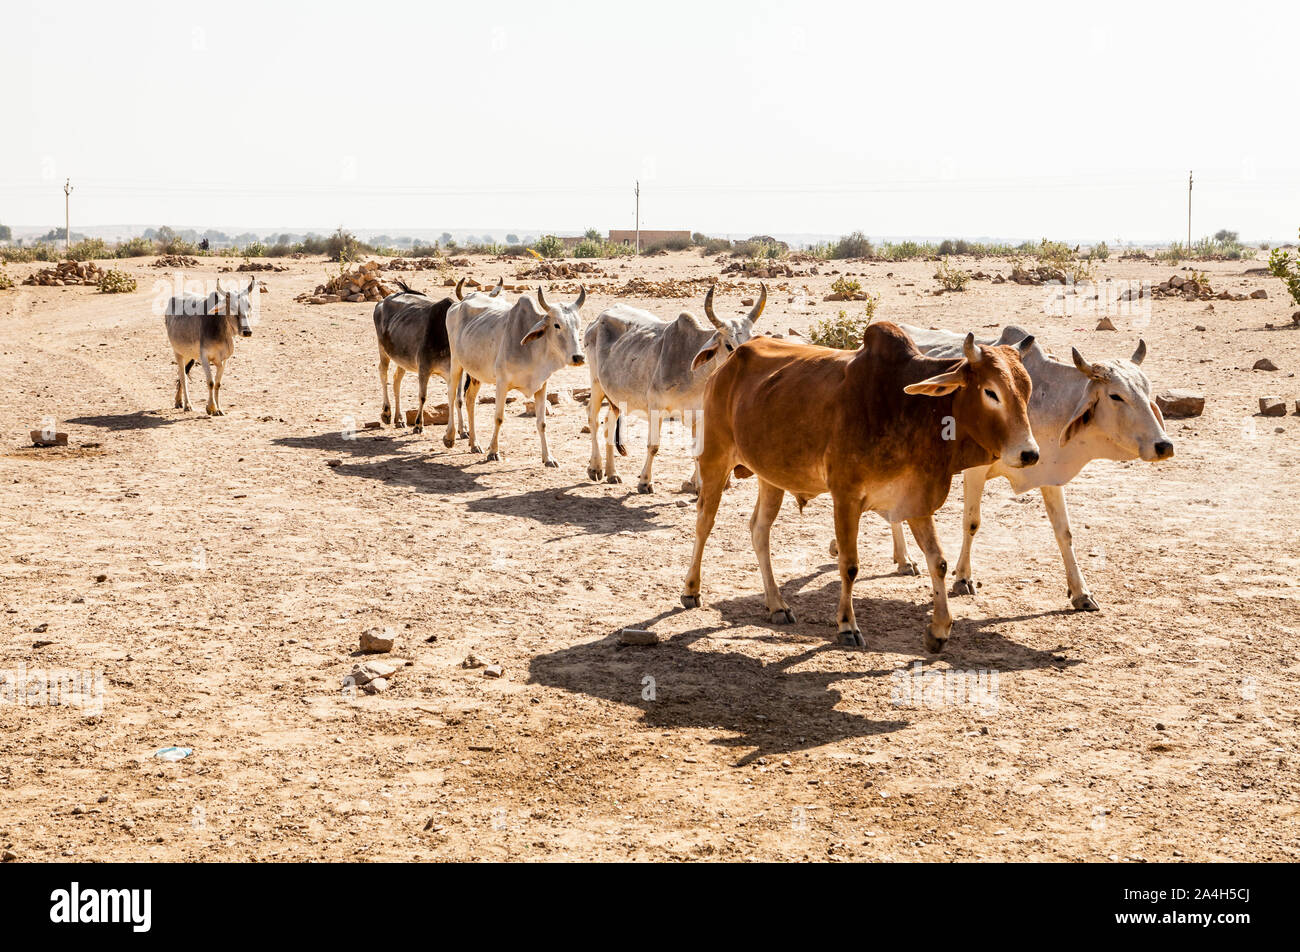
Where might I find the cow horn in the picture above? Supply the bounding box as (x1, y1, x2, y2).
(573, 285, 586, 310)
(703, 285, 723, 328)
(1071, 347, 1101, 380)
(455, 278, 466, 301)
(963, 332, 982, 366)
(1131, 339, 1147, 366)
(537, 286, 550, 312)
(488, 276, 503, 297)
(748, 283, 768, 324)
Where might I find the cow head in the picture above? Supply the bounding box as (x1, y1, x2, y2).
(1059, 341, 1173, 461)
(214, 277, 256, 336)
(690, 284, 767, 371)
(904, 332, 1040, 468)
(522, 285, 586, 366)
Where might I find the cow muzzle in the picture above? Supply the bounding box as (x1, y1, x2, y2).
(571, 354, 585, 367)
(1006, 438, 1041, 468)
(241, 329, 253, 337)
(1148, 439, 1174, 461)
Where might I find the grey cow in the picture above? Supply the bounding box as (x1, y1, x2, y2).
(584, 284, 766, 493)
(441, 284, 587, 466)
(868, 324, 1173, 611)
(373, 278, 493, 437)
(164, 277, 256, 415)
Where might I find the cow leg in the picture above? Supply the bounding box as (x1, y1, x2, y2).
(485, 386, 506, 461)
(908, 516, 952, 653)
(637, 410, 662, 493)
(586, 380, 606, 481)
(604, 401, 622, 484)
(535, 384, 557, 467)
(412, 367, 431, 434)
(211, 359, 225, 416)
(751, 479, 794, 623)
(891, 523, 919, 575)
(681, 456, 729, 610)
(442, 364, 464, 448)
(682, 413, 702, 494)
(378, 352, 391, 424)
(174, 354, 189, 410)
(391, 366, 406, 428)
(1040, 484, 1098, 611)
(832, 495, 865, 647)
(201, 356, 217, 416)
(454, 375, 471, 439)
(951, 468, 988, 595)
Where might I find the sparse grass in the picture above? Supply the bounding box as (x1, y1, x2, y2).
(0, 270, 13, 290)
(97, 268, 137, 294)
(115, 237, 155, 258)
(574, 239, 635, 258)
(1088, 241, 1110, 261)
(731, 239, 783, 260)
(642, 236, 692, 255)
(1, 242, 62, 263)
(809, 300, 877, 349)
(696, 237, 732, 256)
(831, 276, 862, 298)
(65, 238, 111, 261)
(875, 240, 935, 261)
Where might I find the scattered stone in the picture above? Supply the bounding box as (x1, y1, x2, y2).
(30, 430, 68, 447)
(1, 849, 17, 862)
(461, 652, 490, 669)
(1155, 390, 1205, 418)
(483, 665, 504, 678)
(405, 405, 448, 426)
(619, 628, 660, 646)
(1259, 397, 1286, 417)
(345, 659, 399, 694)
(325, 459, 342, 467)
(1250, 288, 1268, 299)
(1253, 358, 1278, 371)
(1095, 317, 1116, 331)
(359, 628, 394, 654)
(94, 574, 108, 583)
(1194, 325, 1206, 332)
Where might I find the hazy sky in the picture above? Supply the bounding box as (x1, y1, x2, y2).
(2, 0, 1297, 240)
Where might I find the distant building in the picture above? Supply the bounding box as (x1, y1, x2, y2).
(608, 229, 691, 250)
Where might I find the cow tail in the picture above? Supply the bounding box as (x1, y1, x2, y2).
(185, 359, 196, 376)
(612, 401, 627, 456)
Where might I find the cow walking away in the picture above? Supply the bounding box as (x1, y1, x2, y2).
(442, 284, 587, 466)
(584, 284, 766, 493)
(879, 325, 1173, 610)
(682, 323, 1039, 652)
(373, 278, 495, 436)
(164, 277, 256, 416)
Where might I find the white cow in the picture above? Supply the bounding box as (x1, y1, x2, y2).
(584, 284, 766, 493)
(442, 285, 586, 466)
(874, 325, 1173, 611)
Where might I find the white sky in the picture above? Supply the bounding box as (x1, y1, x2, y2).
(2, 0, 1297, 241)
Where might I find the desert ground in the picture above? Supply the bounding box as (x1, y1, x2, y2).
(1, 248, 1297, 862)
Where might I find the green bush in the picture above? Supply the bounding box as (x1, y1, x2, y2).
(1089, 241, 1110, 261)
(642, 236, 693, 255)
(876, 240, 934, 261)
(934, 257, 971, 291)
(831, 231, 873, 259)
(0, 269, 13, 290)
(241, 241, 268, 257)
(809, 300, 878, 349)
(1268, 230, 1300, 306)
(98, 268, 137, 294)
(66, 238, 111, 261)
(0, 242, 61, 263)
(831, 276, 862, 297)
(533, 235, 566, 258)
(115, 237, 155, 257)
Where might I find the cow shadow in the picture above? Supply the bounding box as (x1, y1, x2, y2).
(529, 617, 908, 765)
(466, 482, 677, 534)
(66, 410, 185, 431)
(273, 431, 486, 495)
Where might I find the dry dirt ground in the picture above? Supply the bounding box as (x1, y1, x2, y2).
(1, 250, 1298, 862)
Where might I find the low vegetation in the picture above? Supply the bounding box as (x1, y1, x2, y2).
(0, 269, 13, 290)
(808, 299, 878, 349)
(573, 238, 635, 259)
(1268, 229, 1300, 307)
(532, 235, 566, 259)
(934, 257, 971, 291)
(97, 268, 137, 294)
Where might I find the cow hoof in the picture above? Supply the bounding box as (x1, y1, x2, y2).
(923, 630, 949, 654)
(380, 409, 391, 424)
(897, 561, 920, 576)
(681, 594, 700, 609)
(1071, 593, 1100, 612)
(679, 479, 699, 495)
(394, 420, 406, 429)
(770, 609, 796, 625)
(828, 539, 839, 558)
(952, 578, 977, 596)
(213, 410, 225, 417)
(606, 475, 622, 485)
(174, 400, 183, 409)
(442, 435, 455, 448)
(487, 452, 501, 462)
(544, 458, 559, 468)
(839, 629, 865, 648)
(412, 424, 424, 435)
(470, 445, 483, 454)
(458, 429, 469, 439)
(637, 482, 654, 494)
(587, 466, 602, 481)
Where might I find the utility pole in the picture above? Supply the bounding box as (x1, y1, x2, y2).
(634, 180, 640, 255)
(1187, 170, 1192, 251)
(64, 178, 73, 252)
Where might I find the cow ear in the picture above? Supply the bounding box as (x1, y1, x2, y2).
(903, 368, 965, 397)
(691, 333, 723, 371)
(1149, 398, 1165, 428)
(1060, 388, 1099, 446)
(519, 319, 547, 346)
(246, 276, 256, 294)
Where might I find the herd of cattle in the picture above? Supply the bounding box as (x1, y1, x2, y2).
(162, 272, 1174, 651)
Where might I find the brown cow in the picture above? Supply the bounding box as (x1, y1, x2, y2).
(680, 322, 1039, 652)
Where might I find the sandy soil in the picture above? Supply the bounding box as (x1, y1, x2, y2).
(1, 249, 1297, 862)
